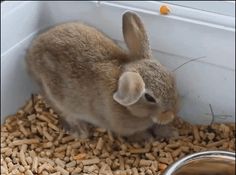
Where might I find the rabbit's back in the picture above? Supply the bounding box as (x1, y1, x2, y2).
(26, 22, 126, 88)
(35, 22, 124, 60)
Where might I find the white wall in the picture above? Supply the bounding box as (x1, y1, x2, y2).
(1, 1, 235, 124)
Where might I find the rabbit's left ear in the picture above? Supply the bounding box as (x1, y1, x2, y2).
(122, 11, 151, 59)
(113, 72, 145, 106)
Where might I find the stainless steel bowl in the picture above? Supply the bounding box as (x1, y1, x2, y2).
(162, 151, 235, 175)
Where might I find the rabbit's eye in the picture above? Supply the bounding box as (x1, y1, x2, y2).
(144, 93, 156, 103)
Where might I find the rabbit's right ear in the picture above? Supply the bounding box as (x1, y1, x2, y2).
(122, 11, 151, 59)
(113, 72, 145, 106)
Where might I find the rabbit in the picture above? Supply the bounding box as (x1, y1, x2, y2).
(26, 11, 179, 139)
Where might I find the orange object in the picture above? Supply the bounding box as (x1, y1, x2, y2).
(160, 5, 170, 15)
(159, 163, 168, 171)
(73, 153, 87, 160)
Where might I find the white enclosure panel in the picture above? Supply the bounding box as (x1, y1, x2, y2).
(2, 1, 235, 69)
(1, 35, 39, 123)
(1, 1, 235, 124)
(1, 1, 42, 54)
(162, 1, 235, 17)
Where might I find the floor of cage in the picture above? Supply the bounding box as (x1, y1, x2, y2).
(1, 94, 235, 175)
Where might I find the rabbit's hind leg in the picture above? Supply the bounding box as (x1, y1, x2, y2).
(59, 117, 92, 139)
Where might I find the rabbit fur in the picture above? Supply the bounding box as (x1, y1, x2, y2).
(26, 11, 179, 138)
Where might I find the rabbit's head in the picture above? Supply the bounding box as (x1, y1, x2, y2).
(113, 11, 179, 125)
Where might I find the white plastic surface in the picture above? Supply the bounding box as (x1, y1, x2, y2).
(1, 1, 235, 124)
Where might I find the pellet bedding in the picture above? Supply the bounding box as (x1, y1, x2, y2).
(1, 95, 235, 175)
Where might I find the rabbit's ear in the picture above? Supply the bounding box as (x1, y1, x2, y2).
(113, 72, 145, 106)
(122, 11, 151, 59)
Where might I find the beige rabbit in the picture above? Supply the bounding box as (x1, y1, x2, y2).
(26, 11, 179, 139)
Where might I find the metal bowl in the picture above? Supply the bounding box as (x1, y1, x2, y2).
(162, 151, 235, 175)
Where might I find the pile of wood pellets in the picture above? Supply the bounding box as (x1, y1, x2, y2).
(1, 95, 235, 175)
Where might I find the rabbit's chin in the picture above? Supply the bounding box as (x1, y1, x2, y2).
(151, 112, 175, 125)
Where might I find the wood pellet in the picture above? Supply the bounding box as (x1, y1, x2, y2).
(1, 94, 235, 175)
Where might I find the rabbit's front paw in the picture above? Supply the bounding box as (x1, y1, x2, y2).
(151, 125, 179, 139)
(126, 130, 153, 143)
